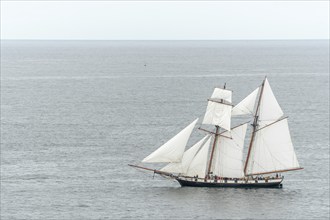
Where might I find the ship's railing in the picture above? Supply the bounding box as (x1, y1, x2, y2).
(178, 175, 283, 184)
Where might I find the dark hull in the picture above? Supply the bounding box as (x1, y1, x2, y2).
(176, 178, 283, 188)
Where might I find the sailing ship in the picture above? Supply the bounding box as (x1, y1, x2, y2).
(129, 77, 303, 188)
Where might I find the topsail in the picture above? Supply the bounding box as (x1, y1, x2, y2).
(202, 88, 232, 131)
(210, 88, 232, 103)
(232, 87, 259, 116)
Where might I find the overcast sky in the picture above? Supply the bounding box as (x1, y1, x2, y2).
(1, 1, 329, 40)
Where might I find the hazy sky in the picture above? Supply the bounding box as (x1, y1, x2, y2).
(1, 1, 329, 40)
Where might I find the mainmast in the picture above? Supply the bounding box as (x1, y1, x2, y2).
(243, 77, 266, 176)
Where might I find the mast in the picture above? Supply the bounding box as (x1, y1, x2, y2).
(206, 83, 226, 178)
(243, 77, 266, 176)
(206, 125, 220, 178)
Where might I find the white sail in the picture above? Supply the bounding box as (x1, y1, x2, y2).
(212, 123, 247, 178)
(246, 118, 300, 175)
(185, 136, 212, 177)
(232, 87, 260, 116)
(202, 88, 232, 131)
(202, 102, 232, 131)
(142, 118, 198, 163)
(211, 88, 232, 103)
(258, 79, 283, 127)
(160, 135, 209, 173)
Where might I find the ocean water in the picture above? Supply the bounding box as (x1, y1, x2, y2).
(1, 40, 329, 219)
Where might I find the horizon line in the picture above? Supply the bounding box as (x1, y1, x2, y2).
(1, 38, 329, 41)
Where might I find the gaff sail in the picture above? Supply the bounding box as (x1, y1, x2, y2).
(245, 118, 300, 175)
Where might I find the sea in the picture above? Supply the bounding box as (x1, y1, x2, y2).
(1, 40, 329, 219)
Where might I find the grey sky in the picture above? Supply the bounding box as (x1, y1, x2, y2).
(1, 1, 329, 40)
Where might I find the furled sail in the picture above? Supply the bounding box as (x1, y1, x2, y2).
(258, 79, 284, 127)
(202, 88, 233, 131)
(185, 136, 212, 177)
(142, 118, 198, 163)
(232, 87, 260, 116)
(212, 123, 247, 178)
(245, 118, 300, 175)
(160, 135, 209, 173)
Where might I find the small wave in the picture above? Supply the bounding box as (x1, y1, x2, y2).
(13, 174, 55, 181)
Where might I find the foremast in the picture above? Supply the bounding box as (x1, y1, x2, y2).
(204, 84, 229, 179)
(202, 83, 249, 180)
(206, 125, 220, 178)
